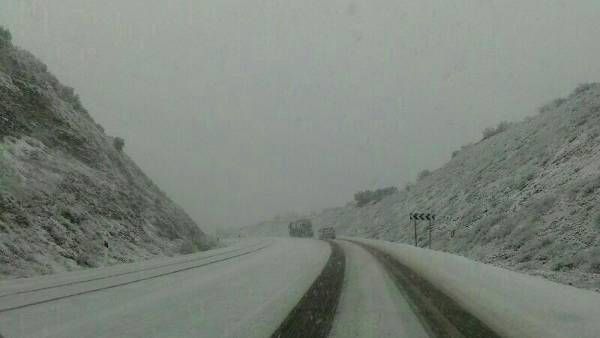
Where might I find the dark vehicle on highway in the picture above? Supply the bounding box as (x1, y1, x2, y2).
(318, 227, 336, 240)
(289, 219, 314, 238)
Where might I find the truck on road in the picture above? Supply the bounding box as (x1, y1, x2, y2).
(318, 227, 336, 240)
(289, 219, 314, 238)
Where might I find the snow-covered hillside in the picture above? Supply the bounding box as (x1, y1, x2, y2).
(248, 84, 600, 291)
(0, 29, 211, 278)
(312, 84, 600, 290)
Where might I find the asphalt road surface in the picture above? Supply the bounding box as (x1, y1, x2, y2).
(0, 238, 497, 338)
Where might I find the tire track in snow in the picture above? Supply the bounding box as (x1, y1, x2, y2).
(348, 240, 500, 338)
(271, 241, 345, 338)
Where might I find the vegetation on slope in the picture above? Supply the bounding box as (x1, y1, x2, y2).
(0, 27, 211, 278)
(313, 83, 600, 291)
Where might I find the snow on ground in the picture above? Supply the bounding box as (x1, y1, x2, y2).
(0, 238, 329, 338)
(349, 237, 600, 338)
(0, 238, 264, 296)
(330, 241, 428, 338)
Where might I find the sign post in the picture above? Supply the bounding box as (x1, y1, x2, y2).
(413, 217, 418, 246)
(409, 212, 436, 248)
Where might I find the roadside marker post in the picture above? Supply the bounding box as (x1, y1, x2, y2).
(413, 216, 417, 246)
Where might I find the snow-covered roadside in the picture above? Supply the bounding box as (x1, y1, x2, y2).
(0, 238, 265, 296)
(346, 237, 600, 338)
(0, 238, 330, 338)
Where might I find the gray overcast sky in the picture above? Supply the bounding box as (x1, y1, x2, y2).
(2, 1, 600, 231)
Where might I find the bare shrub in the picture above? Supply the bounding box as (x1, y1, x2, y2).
(113, 137, 125, 152)
(0, 26, 11, 48)
(417, 169, 431, 181)
(539, 97, 567, 114)
(572, 83, 596, 96)
(482, 121, 510, 140)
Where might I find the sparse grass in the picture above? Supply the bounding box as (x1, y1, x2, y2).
(113, 137, 125, 152)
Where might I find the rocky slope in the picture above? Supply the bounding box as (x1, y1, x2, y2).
(0, 29, 211, 278)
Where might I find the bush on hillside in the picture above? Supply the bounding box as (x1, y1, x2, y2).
(0, 26, 12, 48)
(354, 186, 398, 207)
(572, 83, 596, 96)
(539, 97, 567, 114)
(58, 86, 87, 112)
(482, 121, 510, 140)
(113, 137, 125, 152)
(417, 169, 431, 181)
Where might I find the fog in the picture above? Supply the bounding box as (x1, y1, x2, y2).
(2, 0, 600, 231)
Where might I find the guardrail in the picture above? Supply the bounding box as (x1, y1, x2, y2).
(345, 237, 600, 338)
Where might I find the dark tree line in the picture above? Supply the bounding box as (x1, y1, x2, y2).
(354, 186, 398, 207)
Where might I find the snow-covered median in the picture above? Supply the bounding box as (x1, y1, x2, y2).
(345, 237, 600, 338)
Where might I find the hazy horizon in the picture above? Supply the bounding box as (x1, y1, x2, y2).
(3, 0, 600, 232)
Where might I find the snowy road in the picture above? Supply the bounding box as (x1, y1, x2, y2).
(329, 241, 429, 338)
(4, 236, 592, 337)
(0, 238, 330, 338)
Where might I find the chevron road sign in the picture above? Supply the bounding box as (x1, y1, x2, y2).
(409, 213, 436, 248)
(409, 213, 436, 221)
